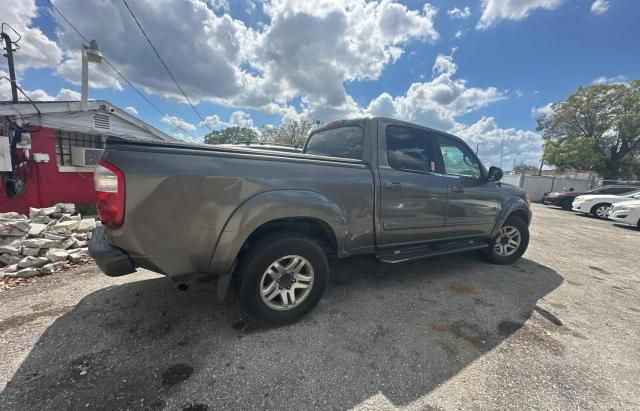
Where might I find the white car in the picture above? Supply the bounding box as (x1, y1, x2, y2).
(572, 190, 640, 219)
(608, 199, 640, 226)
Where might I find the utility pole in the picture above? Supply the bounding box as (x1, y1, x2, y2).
(499, 131, 504, 169)
(475, 143, 479, 156)
(1, 27, 19, 103)
(538, 135, 550, 176)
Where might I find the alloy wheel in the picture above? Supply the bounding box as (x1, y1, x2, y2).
(494, 225, 522, 257)
(259, 255, 314, 311)
(596, 205, 609, 218)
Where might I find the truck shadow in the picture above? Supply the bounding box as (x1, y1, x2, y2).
(1, 254, 563, 410)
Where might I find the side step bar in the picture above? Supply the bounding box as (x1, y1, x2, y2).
(376, 238, 489, 264)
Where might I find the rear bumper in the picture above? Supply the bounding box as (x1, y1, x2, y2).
(88, 226, 136, 277)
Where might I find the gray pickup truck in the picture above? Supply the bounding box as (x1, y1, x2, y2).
(89, 117, 531, 325)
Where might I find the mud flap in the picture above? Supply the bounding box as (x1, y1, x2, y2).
(216, 271, 233, 301)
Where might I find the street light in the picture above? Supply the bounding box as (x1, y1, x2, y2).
(81, 39, 102, 111)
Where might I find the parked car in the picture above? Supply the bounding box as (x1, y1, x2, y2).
(572, 190, 640, 218)
(607, 199, 640, 227)
(542, 185, 640, 210)
(89, 117, 532, 326)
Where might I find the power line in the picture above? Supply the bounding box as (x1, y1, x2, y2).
(44, 0, 197, 139)
(121, 0, 212, 131)
(1, 76, 41, 115)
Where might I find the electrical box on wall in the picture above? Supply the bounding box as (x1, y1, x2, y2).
(0, 136, 12, 172)
(15, 132, 31, 149)
(33, 153, 50, 163)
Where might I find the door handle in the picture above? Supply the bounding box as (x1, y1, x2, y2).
(450, 186, 465, 193)
(384, 182, 403, 190)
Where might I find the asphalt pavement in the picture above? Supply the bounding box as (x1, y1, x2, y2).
(1, 204, 639, 410)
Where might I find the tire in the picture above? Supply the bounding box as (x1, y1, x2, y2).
(484, 217, 529, 265)
(590, 203, 611, 219)
(237, 232, 329, 326)
(560, 198, 573, 211)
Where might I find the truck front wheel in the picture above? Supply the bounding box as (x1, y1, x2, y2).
(237, 233, 329, 326)
(484, 217, 529, 265)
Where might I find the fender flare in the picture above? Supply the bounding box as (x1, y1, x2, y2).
(491, 197, 532, 237)
(208, 190, 349, 274)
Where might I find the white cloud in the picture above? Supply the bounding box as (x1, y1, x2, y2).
(454, 117, 543, 167)
(0, 0, 62, 73)
(477, 0, 567, 29)
(0, 75, 81, 101)
(591, 0, 610, 15)
(228, 110, 254, 128)
(455, 30, 464, 38)
(245, 0, 257, 14)
(358, 54, 541, 167)
(199, 114, 223, 129)
(365, 54, 506, 130)
(55, 51, 124, 91)
(49, 0, 439, 117)
(124, 106, 139, 115)
(447, 7, 471, 19)
(592, 74, 627, 85)
(209, 0, 230, 13)
(198, 111, 255, 129)
(161, 115, 197, 132)
(531, 102, 554, 117)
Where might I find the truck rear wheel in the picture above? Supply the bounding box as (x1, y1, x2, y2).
(237, 233, 329, 326)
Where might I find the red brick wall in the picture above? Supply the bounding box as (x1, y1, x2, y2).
(0, 127, 96, 214)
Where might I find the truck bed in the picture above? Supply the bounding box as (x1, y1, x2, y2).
(101, 137, 375, 279)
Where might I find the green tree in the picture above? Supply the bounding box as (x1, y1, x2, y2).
(542, 137, 606, 172)
(537, 80, 640, 178)
(204, 127, 258, 144)
(271, 119, 314, 147)
(258, 125, 280, 143)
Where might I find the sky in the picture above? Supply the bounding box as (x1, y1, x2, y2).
(1, 0, 638, 169)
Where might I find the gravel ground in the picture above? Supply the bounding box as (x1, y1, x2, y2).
(0, 203, 639, 410)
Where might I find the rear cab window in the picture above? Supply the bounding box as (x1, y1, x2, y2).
(304, 126, 364, 159)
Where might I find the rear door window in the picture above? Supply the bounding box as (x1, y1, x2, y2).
(385, 125, 436, 173)
(304, 126, 364, 159)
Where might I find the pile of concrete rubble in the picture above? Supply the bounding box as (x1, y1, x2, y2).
(0, 203, 97, 279)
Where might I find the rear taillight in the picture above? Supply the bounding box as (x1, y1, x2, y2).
(95, 159, 125, 228)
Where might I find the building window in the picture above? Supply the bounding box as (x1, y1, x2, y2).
(55, 130, 104, 166)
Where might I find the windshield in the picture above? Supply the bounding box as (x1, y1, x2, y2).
(622, 191, 640, 197)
